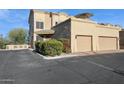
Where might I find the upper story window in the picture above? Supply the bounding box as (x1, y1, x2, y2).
(36, 22, 44, 29)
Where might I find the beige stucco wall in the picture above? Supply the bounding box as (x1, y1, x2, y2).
(52, 14, 59, 26)
(71, 18, 121, 53)
(45, 13, 52, 30)
(29, 10, 121, 52)
(34, 12, 46, 32)
(33, 11, 70, 32)
(6, 44, 29, 50)
(58, 13, 69, 23)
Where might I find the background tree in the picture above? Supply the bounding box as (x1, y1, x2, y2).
(0, 34, 8, 49)
(8, 28, 27, 44)
(0, 34, 4, 49)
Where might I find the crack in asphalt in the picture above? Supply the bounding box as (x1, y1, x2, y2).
(81, 57, 124, 77)
(57, 62, 93, 84)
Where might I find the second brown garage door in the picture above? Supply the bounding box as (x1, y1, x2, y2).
(76, 35, 92, 52)
(99, 36, 117, 51)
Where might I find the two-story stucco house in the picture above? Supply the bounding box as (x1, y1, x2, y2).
(28, 9, 121, 53)
(28, 9, 70, 48)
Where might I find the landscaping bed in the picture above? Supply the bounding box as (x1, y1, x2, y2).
(35, 39, 64, 56)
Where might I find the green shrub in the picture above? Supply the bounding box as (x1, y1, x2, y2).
(35, 39, 63, 56)
(58, 38, 71, 53)
(35, 41, 40, 52)
(35, 41, 43, 53)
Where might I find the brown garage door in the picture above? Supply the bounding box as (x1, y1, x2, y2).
(99, 36, 117, 51)
(76, 35, 92, 52)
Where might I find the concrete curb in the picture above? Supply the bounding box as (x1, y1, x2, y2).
(42, 54, 78, 60)
(28, 49, 79, 60)
(29, 49, 124, 60)
(35, 52, 78, 60)
(0, 49, 29, 51)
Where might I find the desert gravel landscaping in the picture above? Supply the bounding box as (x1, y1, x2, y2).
(0, 49, 124, 84)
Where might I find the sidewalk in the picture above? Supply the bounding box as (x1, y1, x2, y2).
(73, 49, 124, 56)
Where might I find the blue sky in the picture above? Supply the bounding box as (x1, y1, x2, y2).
(0, 9, 124, 37)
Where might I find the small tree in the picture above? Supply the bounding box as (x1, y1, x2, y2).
(8, 28, 27, 44)
(0, 36, 8, 49)
(0, 39, 4, 49)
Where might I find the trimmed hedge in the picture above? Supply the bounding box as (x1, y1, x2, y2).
(35, 39, 63, 56)
(35, 41, 40, 52)
(35, 41, 43, 53)
(58, 38, 71, 53)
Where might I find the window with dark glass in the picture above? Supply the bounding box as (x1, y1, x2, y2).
(36, 22, 44, 29)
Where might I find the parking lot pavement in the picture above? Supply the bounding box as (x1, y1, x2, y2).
(83, 53, 124, 71)
(0, 49, 124, 84)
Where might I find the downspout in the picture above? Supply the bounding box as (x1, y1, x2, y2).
(50, 12, 53, 28)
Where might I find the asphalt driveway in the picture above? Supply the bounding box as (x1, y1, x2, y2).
(0, 49, 124, 84)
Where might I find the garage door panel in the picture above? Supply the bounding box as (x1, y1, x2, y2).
(77, 36, 92, 52)
(99, 37, 117, 50)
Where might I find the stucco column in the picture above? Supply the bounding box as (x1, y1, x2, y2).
(92, 35, 98, 52)
(71, 34, 76, 53)
(117, 37, 120, 50)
